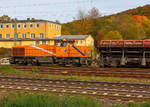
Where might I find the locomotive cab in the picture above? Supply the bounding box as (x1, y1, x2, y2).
(55, 40, 91, 66)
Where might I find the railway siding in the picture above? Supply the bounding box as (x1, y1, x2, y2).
(0, 76, 150, 101)
(9, 65, 150, 79)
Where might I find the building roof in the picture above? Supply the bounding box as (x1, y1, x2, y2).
(0, 35, 90, 41)
(52, 35, 90, 40)
(0, 19, 60, 25)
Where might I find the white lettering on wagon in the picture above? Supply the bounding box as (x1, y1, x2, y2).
(31, 45, 56, 55)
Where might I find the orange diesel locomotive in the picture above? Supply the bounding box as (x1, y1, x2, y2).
(10, 41, 92, 66)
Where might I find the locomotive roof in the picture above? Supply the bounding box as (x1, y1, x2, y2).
(52, 35, 89, 40)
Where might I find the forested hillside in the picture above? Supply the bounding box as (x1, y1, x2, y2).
(62, 5, 150, 41)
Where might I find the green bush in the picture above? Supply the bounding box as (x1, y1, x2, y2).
(112, 104, 124, 107)
(140, 101, 150, 107)
(31, 67, 39, 73)
(128, 101, 138, 107)
(0, 66, 17, 72)
(0, 93, 100, 107)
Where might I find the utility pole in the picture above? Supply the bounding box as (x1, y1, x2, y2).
(90, 0, 93, 8)
(14, 18, 17, 46)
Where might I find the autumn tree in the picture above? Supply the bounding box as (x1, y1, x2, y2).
(111, 14, 146, 40)
(143, 19, 150, 38)
(0, 15, 11, 22)
(104, 30, 123, 40)
(62, 5, 150, 41)
(132, 15, 149, 27)
(96, 27, 107, 41)
(77, 9, 87, 20)
(72, 7, 100, 35)
(88, 7, 100, 19)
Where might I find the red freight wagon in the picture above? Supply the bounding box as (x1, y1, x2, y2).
(99, 40, 150, 47)
(98, 40, 150, 67)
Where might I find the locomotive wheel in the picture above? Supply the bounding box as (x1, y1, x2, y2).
(98, 56, 104, 67)
(73, 63, 81, 67)
(58, 63, 66, 66)
(23, 61, 28, 65)
(72, 61, 81, 67)
(72, 58, 81, 67)
(85, 59, 92, 66)
(9, 57, 15, 64)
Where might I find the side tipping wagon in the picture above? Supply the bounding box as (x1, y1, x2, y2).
(98, 40, 150, 67)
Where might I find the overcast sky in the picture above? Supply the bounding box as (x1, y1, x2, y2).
(0, 0, 150, 23)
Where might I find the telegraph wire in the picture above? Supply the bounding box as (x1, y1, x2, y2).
(0, 0, 97, 23)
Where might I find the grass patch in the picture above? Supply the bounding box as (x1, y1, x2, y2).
(31, 67, 39, 73)
(0, 65, 20, 73)
(113, 101, 150, 107)
(1, 65, 150, 83)
(0, 92, 150, 107)
(0, 93, 99, 107)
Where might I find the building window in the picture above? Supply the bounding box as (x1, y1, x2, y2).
(31, 33, 35, 38)
(0, 24, 3, 29)
(35, 41, 40, 45)
(23, 24, 26, 28)
(39, 33, 44, 38)
(6, 34, 10, 39)
(30, 23, 33, 28)
(50, 24, 52, 29)
(0, 34, 2, 38)
(42, 41, 46, 44)
(57, 25, 59, 30)
(12, 24, 15, 28)
(53, 24, 55, 29)
(22, 34, 26, 38)
(36, 23, 39, 28)
(55, 25, 57, 30)
(6, 24, 9, 28)
(76, 40, 78, 44)
(17, 24, 20, 28)
(14, 34, 18, 38)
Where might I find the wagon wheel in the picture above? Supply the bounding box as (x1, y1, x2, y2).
(98, 56, 104, 67)
(110, 60, 118, 68)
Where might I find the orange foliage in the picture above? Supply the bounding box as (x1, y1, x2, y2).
(132, 15, 149, 26)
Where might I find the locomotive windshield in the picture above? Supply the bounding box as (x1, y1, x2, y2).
(55, 40, 74, 47)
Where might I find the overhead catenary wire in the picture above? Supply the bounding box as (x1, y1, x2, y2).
(0, 0, 97, 23)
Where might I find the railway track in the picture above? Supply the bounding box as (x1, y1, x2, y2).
(10, 65, 150, 78)
(0, 75, 149, 101)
